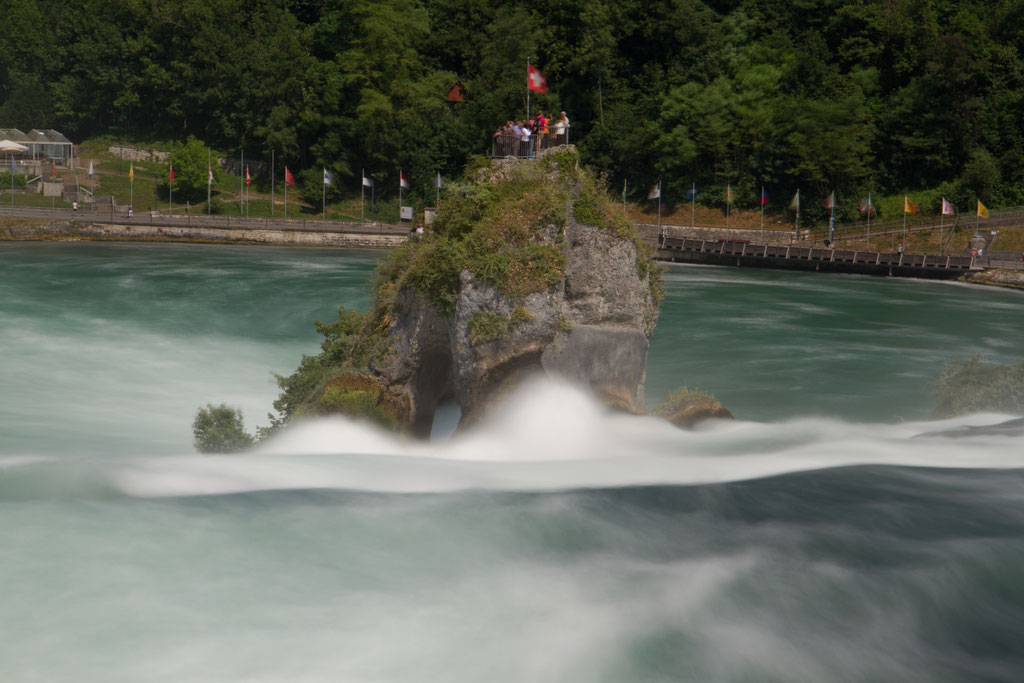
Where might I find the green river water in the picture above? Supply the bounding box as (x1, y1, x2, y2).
(1, 242, 1022, 682)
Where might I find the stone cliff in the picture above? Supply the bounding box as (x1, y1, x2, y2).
(270, 147, 663, 436)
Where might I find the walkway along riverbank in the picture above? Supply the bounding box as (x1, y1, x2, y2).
(3, 209, 1022, 284)
(0, 211, 409, 249)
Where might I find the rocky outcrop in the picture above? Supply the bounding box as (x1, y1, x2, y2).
(653, 388, 735, 429)
(315, 148, 664, 436)
(657, 399, 734, 429)
(962, 269, 1024, 290)
(371, 210, 659, 435)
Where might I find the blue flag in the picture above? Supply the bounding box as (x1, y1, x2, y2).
(323, 168, 333, 186)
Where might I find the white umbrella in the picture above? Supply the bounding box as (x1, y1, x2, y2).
(0, 140, 29, 152)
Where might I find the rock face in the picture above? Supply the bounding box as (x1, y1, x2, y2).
(962, 268, 1024, 290)
(371, 213, 658, 435)
(652, 387, 735, 429)
(353, 152, 661, 436)
(657, 399, 734, 429)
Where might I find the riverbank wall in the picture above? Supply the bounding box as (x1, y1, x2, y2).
(1, 220, 407, 249)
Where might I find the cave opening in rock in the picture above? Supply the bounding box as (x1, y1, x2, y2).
(411, 349, 456, 438)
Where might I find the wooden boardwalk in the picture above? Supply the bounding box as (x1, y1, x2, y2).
(651, 235, 987, 278)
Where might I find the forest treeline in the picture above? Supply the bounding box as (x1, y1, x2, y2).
(2, 0, 1022, 222)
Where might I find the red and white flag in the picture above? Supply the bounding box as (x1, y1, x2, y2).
(169, 164, 174, 183)
(857, 197, 875, 216)
(285, 166, 296, 188)
(208, 166, 213, 185)
(400, 170, 409, 189)
(246, 166, 251, 188)
(941, 198, 955, 216)
(527, 63, 548, 93)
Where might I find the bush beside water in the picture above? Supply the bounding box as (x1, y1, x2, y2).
(192, 404, 254, 453)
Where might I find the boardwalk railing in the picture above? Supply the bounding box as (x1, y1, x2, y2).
(651, 235, 1024, 272)
(0, 205, 411, 235)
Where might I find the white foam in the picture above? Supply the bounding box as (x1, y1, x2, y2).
(102, 378, 1024, 499)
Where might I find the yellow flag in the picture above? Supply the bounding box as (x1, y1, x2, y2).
(726, 184, 732, 202)
(904, 195, 917, 214)
(129, 163, 134, 180)
(977, 200, 989, 218)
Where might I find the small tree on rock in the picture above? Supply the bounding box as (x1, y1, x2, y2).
(192, 403, 254, 453)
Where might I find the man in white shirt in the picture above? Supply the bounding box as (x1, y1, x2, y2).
(520, 121, 532, 156)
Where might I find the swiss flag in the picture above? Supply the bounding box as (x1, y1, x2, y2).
(246, 166, 251, 187)
(169, 164, 174, 183)
(400, 170, 409, 189)
(285, 166, 296, 187)
(527, 64, 548, 93)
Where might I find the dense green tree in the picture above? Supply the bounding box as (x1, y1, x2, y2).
(1, 0, 1022, 215)
(167, 136, 216, 201)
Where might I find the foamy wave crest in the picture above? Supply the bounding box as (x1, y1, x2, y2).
(4, 378, 1023, 501)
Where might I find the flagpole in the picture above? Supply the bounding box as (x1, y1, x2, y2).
(169, 164, 173, 216)
(239, 149, 243, 214)
(271, 150, 275, 216)
(902, 195, 907, 249)
(939, 198, 945, 255)
(361, 168, 365, 223)
(207, 150, 212, 215)
(691, 182, 696, 228)
(437, 171, 441, 208)
(284, 167, 288, 219)
(726, 184, 730, 228)
(322, 170, 326, 224)
(760, 185, 764, 230)
(623, 178, 627, 215)
(526, 61, 530, 120)
(130, 167, 133, 212)
(866, 191, 871, 246)
(657, 179, 662, 240)
(795, 189, 800, 239)
(90, 160, 95, 215)
(829, 191, 835, 246)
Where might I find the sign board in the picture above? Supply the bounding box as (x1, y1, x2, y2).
(424, 208, 437, 226)
(400, 205, 413, 221)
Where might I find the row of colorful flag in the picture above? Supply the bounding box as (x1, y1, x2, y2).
(144, 161, 450, 195)
(647, 181, 992, 218)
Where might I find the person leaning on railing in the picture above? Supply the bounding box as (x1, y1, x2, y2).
(534, 110, 549, 147)
(519, 120, 533, 156)
(550, 111, 569, 144)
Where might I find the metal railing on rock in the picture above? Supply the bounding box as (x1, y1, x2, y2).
(491, 132, 569, 158)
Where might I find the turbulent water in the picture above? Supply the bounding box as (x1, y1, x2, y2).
(1, 242, 1023, 682)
